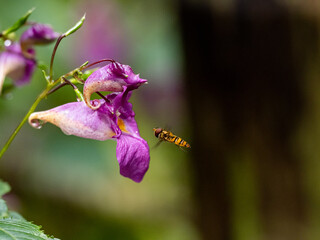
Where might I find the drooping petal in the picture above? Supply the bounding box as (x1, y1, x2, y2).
(116, 133, 150, 182)
(110, 87, 150, 182)
(0, 43, 36, 94)
(29, 100, 120, 141)
(20, 24, 59, 49)
(83, 62, 147, 110)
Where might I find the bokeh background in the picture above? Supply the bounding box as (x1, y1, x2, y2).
(1, 0, 320, 240)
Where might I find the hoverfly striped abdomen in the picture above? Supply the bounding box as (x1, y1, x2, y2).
(153, 128, 191, 149)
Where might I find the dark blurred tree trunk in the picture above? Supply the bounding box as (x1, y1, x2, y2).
(179, 1, 317, 239)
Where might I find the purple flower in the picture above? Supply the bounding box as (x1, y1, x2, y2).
(0, 42, 36, 93)
(0, 24, 58, 94)
(29, 63, 150, 182)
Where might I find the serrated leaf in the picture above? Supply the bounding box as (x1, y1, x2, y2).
(0, 181, 58, 239)
(1, 8, 35, 36)
(0, 219, 59, 240)
(0, 180, 10, 198)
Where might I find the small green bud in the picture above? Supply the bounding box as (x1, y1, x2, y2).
(63, 14, 86, 37)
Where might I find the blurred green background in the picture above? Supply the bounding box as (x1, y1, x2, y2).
(1, 0, 320, 240)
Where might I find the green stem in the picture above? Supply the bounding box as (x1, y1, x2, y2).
(0, 80, 58, 159)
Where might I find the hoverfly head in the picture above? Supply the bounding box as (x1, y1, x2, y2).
(153, 128, 162, 138)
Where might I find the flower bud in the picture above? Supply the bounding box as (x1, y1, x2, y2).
(20, 24, 59, 49)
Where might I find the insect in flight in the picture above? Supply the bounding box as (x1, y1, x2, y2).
(153, 128, 191, 149)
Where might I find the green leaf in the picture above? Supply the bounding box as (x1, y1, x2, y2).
(1, 8, 35, 36)
(0, 180, 10, 198)
(0, 219, 59, 240)
(63, 14, 85, 37)
(7, 211, 25, 221)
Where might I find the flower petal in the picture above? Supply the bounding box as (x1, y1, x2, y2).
(111, 88, 149, 182)
(29, 100, 119, 140)
(20, 24, 59, 49)
(116, 133, 150, 182)
(83, 62, 147, 110)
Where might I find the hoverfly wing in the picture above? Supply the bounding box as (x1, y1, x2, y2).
(152, 140, 164, 149)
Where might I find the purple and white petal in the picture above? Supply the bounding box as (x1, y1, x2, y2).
(29, 100, 120, 141)
(116, 133, 150, 182)
(0, 43, 36, 93)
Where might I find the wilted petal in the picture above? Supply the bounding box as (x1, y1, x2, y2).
(116, 133, 150, 182)
(83, 62, 147, 110)
(0, 43, 36, 94)
(29, 100, 120, 141)
(20, 24, 59, 49)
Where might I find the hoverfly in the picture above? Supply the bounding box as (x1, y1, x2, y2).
(153, 128, 191, 149)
